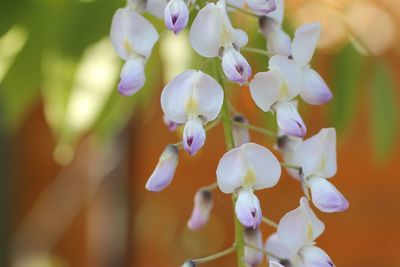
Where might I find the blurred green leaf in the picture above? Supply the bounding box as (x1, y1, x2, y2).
(329, 44, 365, 133)
(370, 61, 398, 161)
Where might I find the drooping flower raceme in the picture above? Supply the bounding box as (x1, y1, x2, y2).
(216, 143, 281, 228)
(265, 197, 335, 267)
(287, 128, 349, 213)
(110, 7, 159, 96)
(249, 55, 306, 137)
(187, 187, 213, 230)
(190, 0, 251, 85)
(161, 70, 224, 155)
(146, 145, 179, 192)
(164, 0, 189, 34)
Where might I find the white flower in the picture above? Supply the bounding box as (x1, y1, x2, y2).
(187, 188, 214, 230)
(216, 143, 281, 227)
(145, 145, 179, 192)
(189, 0, 251, 84)
(288, 128, 349, 213)
(164, 0, 189, 34)
(110, 7, 159, 95)
(161, 70, 224, 155)
(249, 55, 306, 137)
(265, 198, 335, 267)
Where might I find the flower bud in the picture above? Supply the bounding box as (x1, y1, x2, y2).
(164, 0, 189, 34)
(181, 260, 196, 267)
(244, 227, 263, 267)
(232, 115, 251, 147)
(187, 188, 213, 230)
(309, 177, 349, 213)
(235, 189, 262, 228)
(145, 145, 179, 192)
(222, 46, 251, 85)
(118, 58, 145, 96)
(183, 117, 206, 156)
(247, 0, 276, 15)
(299, 246, 335, 267)
(274, 101, 306, 138)
(163, 114, 179, 132)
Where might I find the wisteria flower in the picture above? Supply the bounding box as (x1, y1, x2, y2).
(110, 7, 159, 95)
(189, 0, 251, 84)
(164, 0, 189, 34)
(288, 128, 349, 213)
(187, 187, 213, 230)
(249, 55, 306, 137)
(161, 70, 224, 155)
(265, 197, 335, 267)
(216, 143, 281, 228)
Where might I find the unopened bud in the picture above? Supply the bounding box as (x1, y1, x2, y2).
(187, 188, 213, 230)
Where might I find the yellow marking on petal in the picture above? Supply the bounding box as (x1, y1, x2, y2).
(124, 38, 135, 56)
(278, 82, 289, 100)
(307, 222, 313, 242)
(185, 96, 198, 115)
(243, 169, 256, 188)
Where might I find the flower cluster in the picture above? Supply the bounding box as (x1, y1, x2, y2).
(109, 0, 349, 266)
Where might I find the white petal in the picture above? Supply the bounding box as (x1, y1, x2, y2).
(309, 177, 349, 213)
(183, 117, 206, 156)
(274, 101, 307, 138)
(269, 261, 285, 267)
(216, 143, 281, 193)
(294, 128, 337, 178)
(145, 145, 179, 192)
(164, 0, 189, 34)
(146, 0, 168, 18)
(117, 58, 145, 96)
(110, 8, 159, 60)
(277, 197, 324, 253)
(235, 189, 262, 228)
(292, 22, 321, 67)
(161, 70, 223, 123)
(249, 71, 281, 112)
(269, 55, 303, 100)
(299, 246, 335, 267)
(265, 232, 296, 264)
(301, 68, 333, 105)
(267, 29, 292, 57)
(244, 227, 264, 266)
(222, 46, 252, 85)
(189, 0, 248, 57)
(247, 0, 276, 16)
(187, 187, 213, 230)
(232, 115, 251, 147)
(266, 0, 285, 24)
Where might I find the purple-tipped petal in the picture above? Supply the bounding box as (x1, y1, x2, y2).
(232, 115, 251, 147)
(244, 227, 264, 267)
(118, 58, 145, 96)
(222, 46, 252, 85)
(309, 177, 349, 213)
(145, 145, 179, 192)
(163, 114, 180, 132)
(247, 0, 276, 15)
(274, 101, 307, 138)
(183, 117, 206, 156)
(300, 245, 335, 267)
(301, 68, 333, 105)
(187, 188, 214, 230)
(235, 189, 262, 228)
(164, 0, 189, 35)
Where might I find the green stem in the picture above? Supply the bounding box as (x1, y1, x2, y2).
(231, 120, 278, 138)
(192, 246, 236, 264)
(241, 47, 270, 58)
(226, 3, 259, 18)
(213, 59, 246, 267)
(262, 217, 278, 228)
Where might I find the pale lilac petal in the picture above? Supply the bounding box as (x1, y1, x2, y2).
(274, 101, 307, 138)
(145, 145, 179, 192)
(300, 246, 335, 267)
(244, 227, 264, 266)
(266, 0, 284, 24)
(235, 189, 262, 228)
(146, 0, 168, 18)
(269, 261, 285, 267)
(163, 114, 180, 131)
(232, 115, 251, 147)
(221, 46, 251, 85)
(181, 260, 196, 267)
(110, 8, 159, 60)
(293, 128, 337, 178)
(187, 188, 213, 230)
(118, 58, 145, 96)
(265, 233, 296, 264)
(309, 177, 349, 213)
(183, 117, 206, 156)
(267, 29, 292, 57)
(164, 0, 189, 34)
(247, 0, 276, 15)
(249, 71, 281, 112)
(292, 22, 321, 67)
(301, 68, 333, 105)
